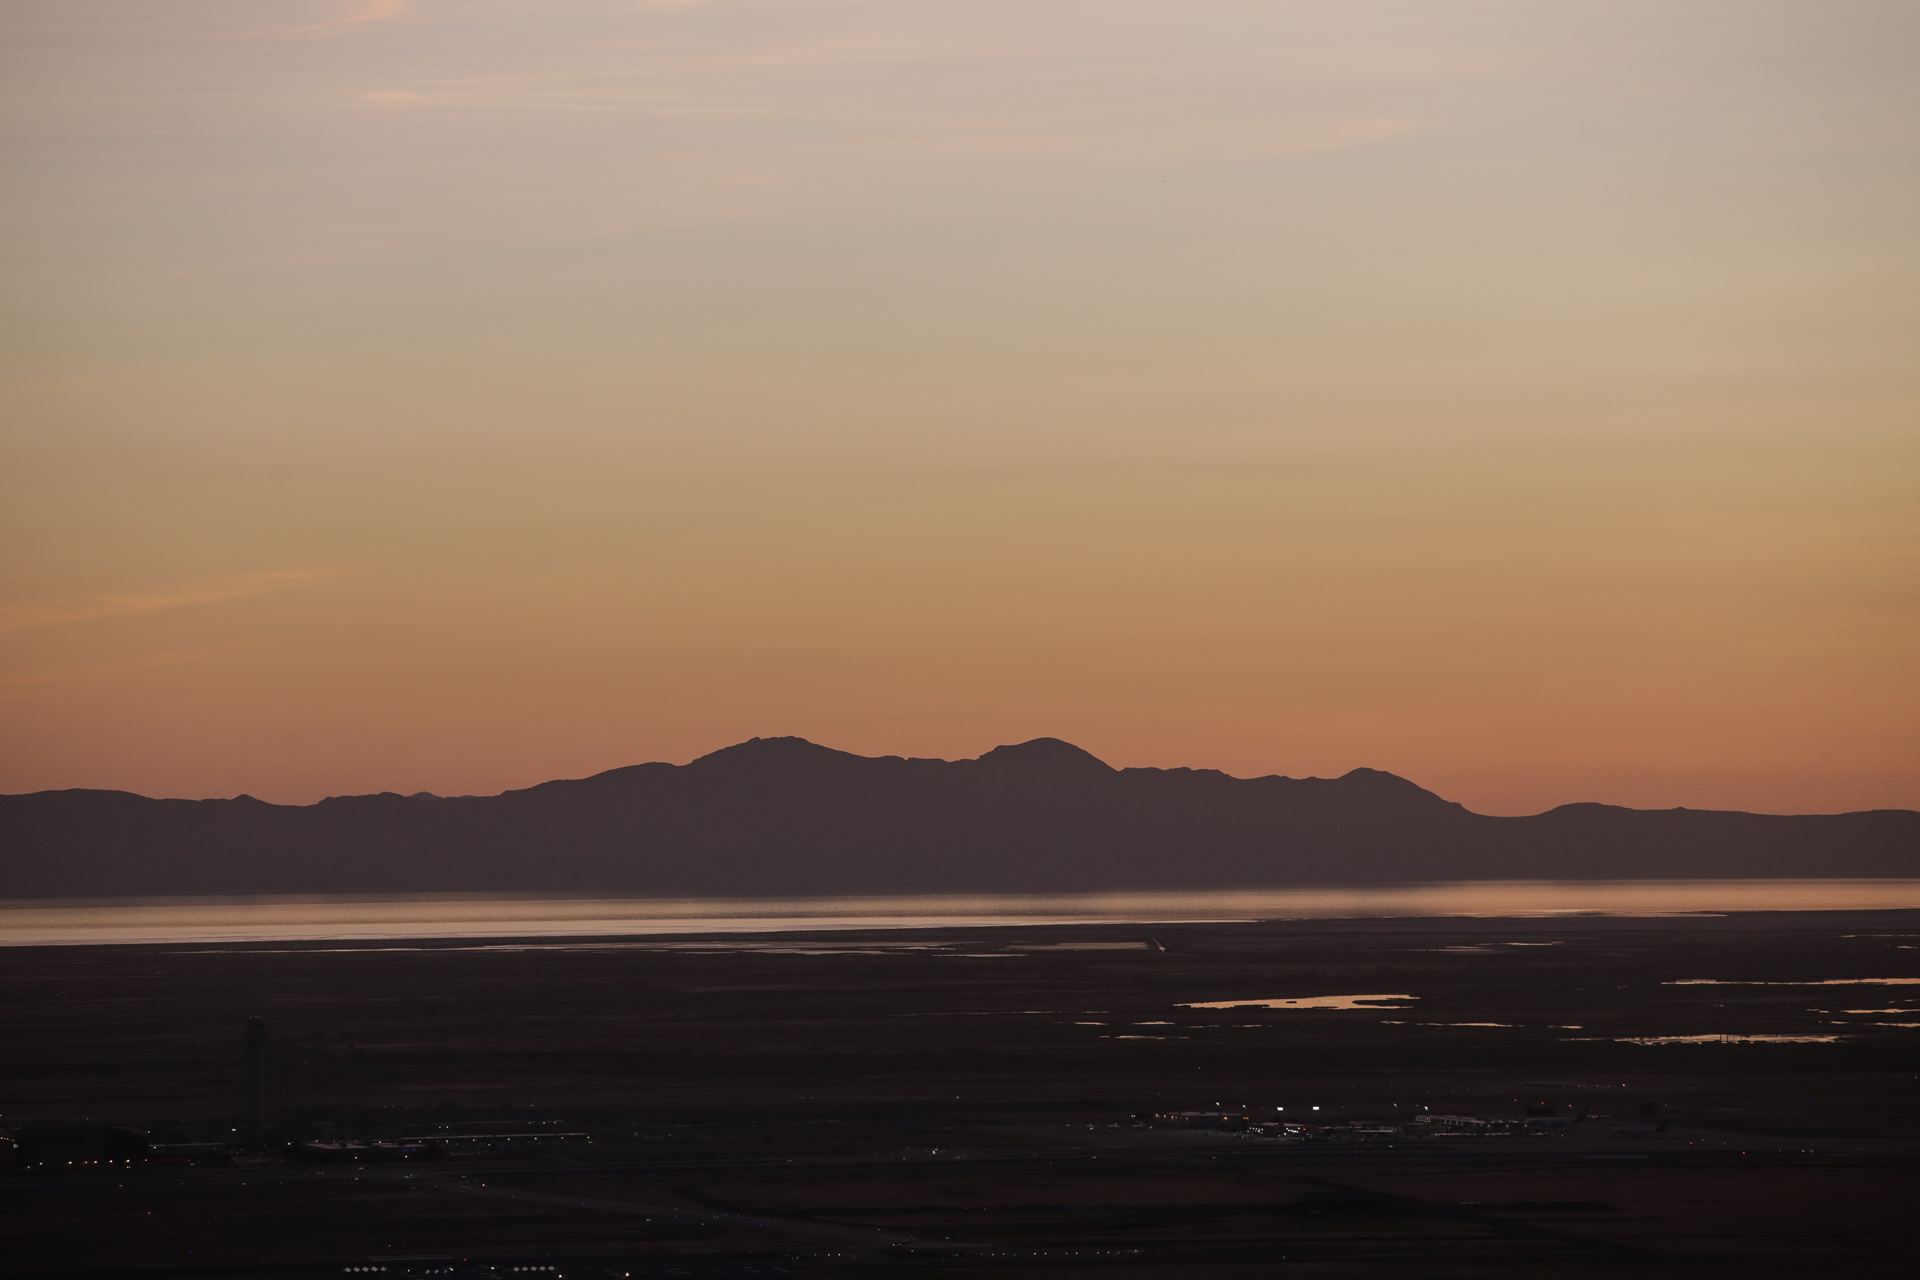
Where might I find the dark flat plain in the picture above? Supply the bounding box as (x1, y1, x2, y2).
(4, 910, 1919, 1278)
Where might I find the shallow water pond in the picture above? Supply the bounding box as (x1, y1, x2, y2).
(1178, 994, 1417, 1011)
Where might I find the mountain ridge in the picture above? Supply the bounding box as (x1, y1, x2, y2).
(2, 737, 1914, 898)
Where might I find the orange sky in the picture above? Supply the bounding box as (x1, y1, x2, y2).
(3, 1, 1916, 815)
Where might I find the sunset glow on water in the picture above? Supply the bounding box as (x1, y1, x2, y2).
(6, 879, 1919, 947)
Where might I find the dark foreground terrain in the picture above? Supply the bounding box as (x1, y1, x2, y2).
(4, 910, 1919, 1277)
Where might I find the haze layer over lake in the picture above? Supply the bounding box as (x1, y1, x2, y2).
(7, 879, 1920, 947)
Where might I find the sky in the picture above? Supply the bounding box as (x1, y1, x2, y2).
(1, 0, 1915, 816)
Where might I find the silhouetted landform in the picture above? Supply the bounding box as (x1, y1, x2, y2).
(2, 737, 1915, 897)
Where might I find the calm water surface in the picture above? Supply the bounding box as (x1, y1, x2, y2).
(4, 879, 1918, 947)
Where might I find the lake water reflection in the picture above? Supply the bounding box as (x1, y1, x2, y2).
(1179, 995, 1417, 1011)
(4, 878, 1919, 947)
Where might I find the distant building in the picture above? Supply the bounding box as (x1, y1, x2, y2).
(1151, 1110, 1249, 1130)
(242, 1016, 268, 1147)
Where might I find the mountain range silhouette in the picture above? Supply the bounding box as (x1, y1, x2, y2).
(3, 737, 1915, 897)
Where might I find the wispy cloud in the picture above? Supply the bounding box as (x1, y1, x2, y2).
(967, 114, 1422, 162)
(333, 0, 410, 27)
(0, 569, 341, 637)
(294, 0, 411, 36)
(360, 89, 433, 108)
(0, 644, 254, 700)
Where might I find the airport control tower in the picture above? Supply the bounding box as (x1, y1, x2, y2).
(242, 1016, 268, 1147)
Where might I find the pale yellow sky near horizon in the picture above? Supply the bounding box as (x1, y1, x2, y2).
(2, 1, 1916, 816)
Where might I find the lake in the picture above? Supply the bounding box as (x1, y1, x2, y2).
(4, 878, 1919, 946)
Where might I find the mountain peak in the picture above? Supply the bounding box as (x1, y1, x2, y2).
(686, 737, 866, 771)
(973, 738, 1115, 774)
